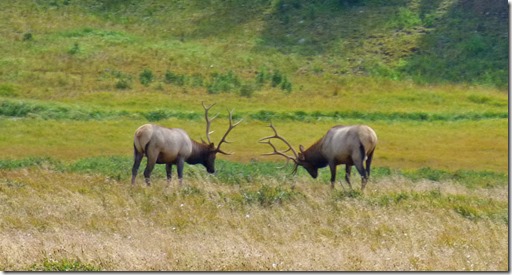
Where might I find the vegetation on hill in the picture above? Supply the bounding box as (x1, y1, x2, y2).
(0, 0, 508, 100)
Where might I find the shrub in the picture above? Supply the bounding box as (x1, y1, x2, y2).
(190, 73, 205, 87)
(105, 69, 133, 90)
(164, 70, 186, 86)
(462, 34, 487, 55)
(22, 32, 33, 41)
(271, 70, 283, 87)
(139, 68, 154, 86)
(206, 71, 241, 94)
(255, 67, 269, 86)
(280, 76, 292, 93)
(239, 84, 255, 98)
(388, 7, 422, 29)
(115, 78, 132, 90)
(67, 43, 81, 55)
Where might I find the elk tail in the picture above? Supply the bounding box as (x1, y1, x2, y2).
(359, 143, 367, 162)
(133, 124, 153, 155)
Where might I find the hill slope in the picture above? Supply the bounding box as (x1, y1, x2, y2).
(0, 0, 508, 98)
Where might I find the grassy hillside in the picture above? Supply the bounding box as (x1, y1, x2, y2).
(0, 0, 508, 271)
(0, 0, 508, 98)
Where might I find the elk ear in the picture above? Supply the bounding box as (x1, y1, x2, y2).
(209, 143, 215, 149)
(299, 145, 305, 153)
(298, 153, 305, 161)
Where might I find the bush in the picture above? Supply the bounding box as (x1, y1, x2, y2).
(388, 7, 422, 29)
(271, 70, 283, 87)
(164, 70, 186, 86)
(239, 84, 255, 98)
(206, 71, 241, 94)
(280, 76, 292, 93)
(139, 68, 154, 86)
(115, 78, 132, 90)
(22, 32, 33, 41)
(462, 34, 487, 55)
(255, 67, 269, 86)
(105, 69, 132, 90)
(67, 43, 81, 55)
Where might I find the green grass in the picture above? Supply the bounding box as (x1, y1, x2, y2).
(29, 258, 101, 272)
(0, 116, 507, 173)
(0, 156, 506, 191)
(0, 97, 506, 122)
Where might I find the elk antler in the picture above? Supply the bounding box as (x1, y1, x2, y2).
(259, 139, 298, 168)
(216, 109, 243, 155)
(259, 122, 298, 159)
(259, 122, 299, 173)
(202, 102, 219, 144)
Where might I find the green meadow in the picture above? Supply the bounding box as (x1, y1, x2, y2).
(0, 0, 508, 271)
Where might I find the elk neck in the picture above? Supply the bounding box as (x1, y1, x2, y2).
(186, 140, 213, 165)
(302, 139, 328, 168)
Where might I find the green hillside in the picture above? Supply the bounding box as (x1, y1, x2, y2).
(0, 0, 508, 101)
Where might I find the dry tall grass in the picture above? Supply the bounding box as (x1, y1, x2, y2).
(0, 167, 507, 271)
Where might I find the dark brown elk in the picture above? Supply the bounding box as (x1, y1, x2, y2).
(260, 123, 377, 191)
(131, 103, 242, 186)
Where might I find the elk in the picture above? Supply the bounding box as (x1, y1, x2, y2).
(131, 102, 242, 186)
(259, 123, 377, 191)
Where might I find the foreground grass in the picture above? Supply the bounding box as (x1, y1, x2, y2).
(0, 164, 507, 271)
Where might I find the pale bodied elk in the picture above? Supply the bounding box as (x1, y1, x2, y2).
(259, 123, 377, 191)
(131, 103, 242, 186)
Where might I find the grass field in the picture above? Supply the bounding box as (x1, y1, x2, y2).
(0, 0, 508, 271)
(0, 163, 508, 271)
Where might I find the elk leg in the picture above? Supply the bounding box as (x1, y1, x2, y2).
(166, 163, 173, 185)
(177, 157, 185, 186)
(131, 147, 144, 185)
(365, 149, 375, 180)
(329, 162, 337, 189)
(344, 165, 353, 190)
(143, 154, 157, 187)
(354, 161, 368, 191)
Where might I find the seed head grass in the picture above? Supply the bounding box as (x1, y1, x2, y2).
(0, 166, 507, 271)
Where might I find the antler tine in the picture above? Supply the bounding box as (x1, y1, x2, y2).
(202, 102, 219, 144)
(259, 140, 297, 163)
(258, 122, 298, 159)
(216, 108, 243, 155)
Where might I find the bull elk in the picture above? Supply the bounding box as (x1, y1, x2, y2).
(131, 102, 242, 186)
(259, 123, 377, 191)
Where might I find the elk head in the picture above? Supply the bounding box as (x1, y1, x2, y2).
(259, 122, 318, 178)
(201, 102, 243, 173)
